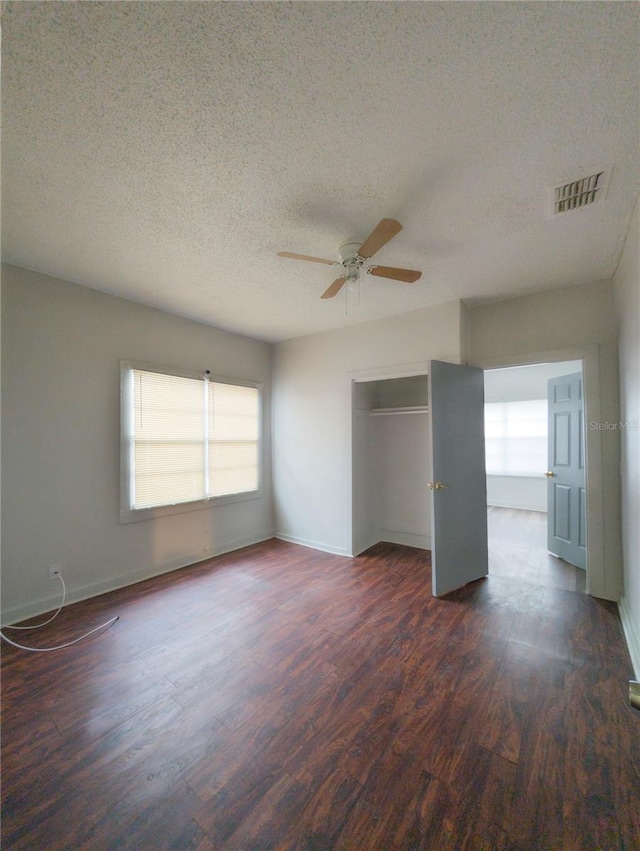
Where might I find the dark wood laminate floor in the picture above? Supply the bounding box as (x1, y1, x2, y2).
(2, 526, 638, 849)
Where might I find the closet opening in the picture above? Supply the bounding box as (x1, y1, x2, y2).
(351, 374, 431, 557)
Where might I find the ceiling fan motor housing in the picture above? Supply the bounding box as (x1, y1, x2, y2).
(339, 242, 364, 280)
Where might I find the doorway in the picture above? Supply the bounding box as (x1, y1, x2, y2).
(349, 353, 605, 598)
(483, 360, 586, 591)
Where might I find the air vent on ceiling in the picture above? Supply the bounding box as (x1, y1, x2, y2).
(551, 168, 610, 215)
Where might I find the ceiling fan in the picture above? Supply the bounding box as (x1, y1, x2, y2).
(277, 218, 422, 299)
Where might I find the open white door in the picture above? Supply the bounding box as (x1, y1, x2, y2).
(428, 360, 488, 597)
(547, 372, 586, 569)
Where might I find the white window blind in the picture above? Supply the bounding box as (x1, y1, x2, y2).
(126, 367, 260, 512)
(132, 370, 206, 509)
(484, 400, 547, 476)
(208, 381, 259, 498)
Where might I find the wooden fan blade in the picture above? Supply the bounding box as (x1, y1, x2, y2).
(357, 219, 403, 259)
(277, 251, 336, 265)
(321, 276, 347, 299)
(369, 266, 422, 283)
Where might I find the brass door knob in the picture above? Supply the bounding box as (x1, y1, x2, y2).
(545, 471, 555, 478)
(427, 481, 449, 490)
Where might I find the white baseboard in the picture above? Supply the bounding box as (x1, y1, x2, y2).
(353, 531, 431, 556)
(275, 530, 431, 559)
(378, 529, 431, 550)
(1, 532, 274, 627)
(619, 595, 640, 678)
(353, 537, 380, 556)
(274, 533, 350, 557)
(487, 500, 547, 513)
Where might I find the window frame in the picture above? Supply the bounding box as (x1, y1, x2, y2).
(120, 360, 263, 524)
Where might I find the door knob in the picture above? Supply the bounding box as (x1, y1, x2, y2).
(545, 471, 555, 478)
(427, 481, 449, 490)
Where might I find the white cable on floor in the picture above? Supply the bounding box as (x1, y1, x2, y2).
(0, 572, 119, 652)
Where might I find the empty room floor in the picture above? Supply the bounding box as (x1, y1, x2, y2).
(487, 505, 587, 593)
(2, 535, 638, 849)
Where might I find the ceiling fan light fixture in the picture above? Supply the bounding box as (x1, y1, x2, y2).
(338, 242, 363, 265)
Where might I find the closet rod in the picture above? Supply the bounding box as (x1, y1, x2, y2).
(369, 406, 429, 417)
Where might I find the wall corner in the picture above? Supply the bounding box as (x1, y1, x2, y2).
(619, 594, 640, 678)
(459, 300, 469, 365)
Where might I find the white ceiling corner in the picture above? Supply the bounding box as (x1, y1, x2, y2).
(2, 1, 639, 342)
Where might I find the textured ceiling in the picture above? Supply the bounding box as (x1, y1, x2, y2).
(2, 2, 639, 342)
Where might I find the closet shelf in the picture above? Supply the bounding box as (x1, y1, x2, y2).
(369, 406, 430, 417)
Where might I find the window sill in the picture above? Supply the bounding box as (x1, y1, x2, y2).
(119, 488, 262, 524)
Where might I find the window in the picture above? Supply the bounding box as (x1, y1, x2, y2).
(120, 363, 261, 521)
(484, 400, 547, 476)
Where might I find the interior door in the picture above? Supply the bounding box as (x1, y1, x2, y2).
(547, 372, 586, 569)
(428, 360, 488, 596)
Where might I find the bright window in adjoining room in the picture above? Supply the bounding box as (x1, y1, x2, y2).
(484, 399, 547, 476)
(120, 363, 261, 522)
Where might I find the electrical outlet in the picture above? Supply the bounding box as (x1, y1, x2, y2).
(49, 564, 61, 581)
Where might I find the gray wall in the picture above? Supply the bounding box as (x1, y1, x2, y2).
(614, 195, 640, 676)
(1, 265, 273, 623)
(484, 361, 583, 403)
(273, 301, 462, 556)
(373, 411, 431, 550)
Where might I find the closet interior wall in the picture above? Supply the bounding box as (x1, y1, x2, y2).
(352, 376, 432, 555)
